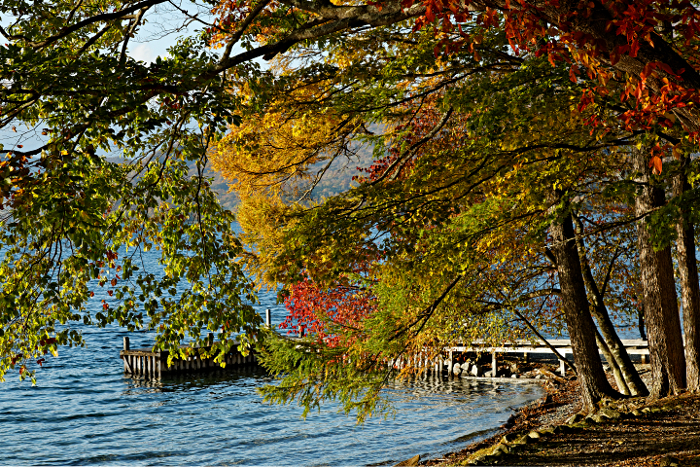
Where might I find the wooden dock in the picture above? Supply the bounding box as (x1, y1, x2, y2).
(443, 338, 649, 377)
(120, 310, 276, 379)
(388, 339, 649, 379)
(120, 307, 648, 381)
(120, 334, 260, 379)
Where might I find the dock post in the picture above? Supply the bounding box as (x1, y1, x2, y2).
(559, 354, 566, 376)
(492, 351, 497, 377)
(122, 337, 130, 373)
(448, 350, 453, 376)
(208, 332, 214, 346)
(265, 309, 271, 328)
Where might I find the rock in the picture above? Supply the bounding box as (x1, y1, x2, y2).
(509, 362, 519, 373)
(534, 374, 542, 380)
(631, 409, 642, 417)
(393, 454, 420, 466)
(527, 430, 541, 441)
(584, 415, 598, 425)
(501, 433, 518, 444)
(452, 363, 461, 376)
(484, 370, 493, 378)
(566, 413, 585, 425)
(659, 456, 680, 467)
(503, 414, 517, 429)
(471, 365, 481, 377)
(492, 444, 510, 455)
(598, 408, 622, 420)
(511, 374, 518, 379)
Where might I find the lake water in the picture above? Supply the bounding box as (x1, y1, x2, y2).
(0, 250, 544, 466)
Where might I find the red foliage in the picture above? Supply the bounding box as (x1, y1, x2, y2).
(280, 277, 376, 346)
(401, 0, 700, 145)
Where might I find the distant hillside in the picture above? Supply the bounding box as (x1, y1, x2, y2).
(204, 167, 240, 211)
(202, 141, 377, 210)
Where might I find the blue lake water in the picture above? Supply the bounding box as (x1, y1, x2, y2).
(0, 250, 544, 466)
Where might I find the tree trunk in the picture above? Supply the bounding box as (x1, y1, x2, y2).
(572, 214, 649, 396)
(548, 190, 620, 412)
(673, 164, 700, 392)
(594, 327, 630, 395)
(632, 149, 686, 398)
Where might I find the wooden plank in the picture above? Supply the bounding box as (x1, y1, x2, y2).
(465, 338, 648, 348)
(447, 346, 575, 353)
(123, 356, 133, 374)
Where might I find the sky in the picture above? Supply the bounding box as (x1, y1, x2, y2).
(0, 0, 249, 154)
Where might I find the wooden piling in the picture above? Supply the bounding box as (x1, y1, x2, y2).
(559, 354, 566, 377)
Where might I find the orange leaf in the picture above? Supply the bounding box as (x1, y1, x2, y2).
(649, 155, 663, 174)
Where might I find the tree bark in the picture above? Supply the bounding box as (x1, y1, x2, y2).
(548, 190, 620, 412)
(594, 326, 630, 395)
(673, 163, 700, 392)
(632, 149, 686, 398)
(572, 214, 648, 396)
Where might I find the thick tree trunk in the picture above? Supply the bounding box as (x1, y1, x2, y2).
(632, 149, 686, 398)
(572, 214, 649, 396)
(673, 166, 700, 392)
(548, 190, 620, 412)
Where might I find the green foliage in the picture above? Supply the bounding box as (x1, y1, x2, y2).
(257, 331, 395, 423)
(0, 0, 263, 381)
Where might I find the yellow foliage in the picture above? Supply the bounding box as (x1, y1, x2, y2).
(212, 82, 360, 201)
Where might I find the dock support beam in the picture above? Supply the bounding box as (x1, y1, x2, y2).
(265, 309, 271, 328)
(559, 354, 567, 376)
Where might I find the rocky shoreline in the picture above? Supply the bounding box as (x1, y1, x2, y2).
(392, 363, 700, 466)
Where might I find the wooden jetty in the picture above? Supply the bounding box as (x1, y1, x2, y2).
(388, 339, 650, 379)
(443, 338, 649, 377)
(120, 333, 260, 379)
(120, 306, 649, 381)
(120, 309, 281, 379)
